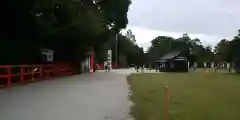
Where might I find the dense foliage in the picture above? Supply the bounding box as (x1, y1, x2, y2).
(3, 0, 240, 71)
(214, 30, 240, 72)
(146, 33, 214, 67)
(1, 0, 132, 65)
(103, 29, 145, 67)
(146, 30, 240, 72)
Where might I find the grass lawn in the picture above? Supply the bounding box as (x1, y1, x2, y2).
(128, 73, 240, 120)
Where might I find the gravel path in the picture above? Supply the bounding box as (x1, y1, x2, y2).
(0, 69, 134, 120)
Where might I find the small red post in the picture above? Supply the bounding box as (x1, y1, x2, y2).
(48, 65, 53, 78)
(88, 47, 95, 73)
(90, 51, 94, 73)
(31, 67, 37, 81)
(39, 66, 43, 78)
(20, 66, 24, 83)
(7, 66, 12, 87)
(52, 65, 55, 77)
(164, 86, 169, 120)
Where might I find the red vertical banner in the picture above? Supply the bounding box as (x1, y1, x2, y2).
(90, 48, 95, 73)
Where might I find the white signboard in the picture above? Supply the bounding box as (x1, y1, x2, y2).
(107, 50, 112, 69)
(41, 49, 54, 62)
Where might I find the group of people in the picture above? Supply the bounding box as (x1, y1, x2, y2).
(190, 62, 234, 72)
(134, 65, 145, 72)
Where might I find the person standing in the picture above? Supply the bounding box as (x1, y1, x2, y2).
(141, 65, 144, 72)
(155, 65, 158, 72)
(227, 62, 231, 73)
(135, 65, 139, 72)
(204, 62, 207, 70)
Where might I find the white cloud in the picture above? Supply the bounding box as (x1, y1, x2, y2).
(128, 0, 240, 37)
(122, 26, 230, 51)
(124, 0, 240, 52)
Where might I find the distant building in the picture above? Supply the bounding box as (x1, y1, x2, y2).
(156, 51, 188, 72)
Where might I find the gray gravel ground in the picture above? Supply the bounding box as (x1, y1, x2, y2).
(0, 69, 135, 120)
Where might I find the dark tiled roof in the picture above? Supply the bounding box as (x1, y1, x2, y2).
(158, 59, 167, 62)
(160, 51, 180, 60)
(156, 51, 182, 63)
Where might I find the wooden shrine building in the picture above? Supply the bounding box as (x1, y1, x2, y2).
(156, 51, 188, 72)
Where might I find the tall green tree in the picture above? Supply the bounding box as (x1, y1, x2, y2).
(1, 0, 131, 65)
(229, 30, 240, 73)
(98, 0, 131, 32)
(106, 33, 145, 66)
(214, 39, 231, 62)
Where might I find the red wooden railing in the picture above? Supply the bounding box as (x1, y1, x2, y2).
(0, 63, 75, 88)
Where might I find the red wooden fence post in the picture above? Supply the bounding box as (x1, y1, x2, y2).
(20, 66, 24, 83)
(31, 67, 38, 81)
(7, 66, 12, 87)
(50, 64, 53, 77)
(39, 66, 43, 78)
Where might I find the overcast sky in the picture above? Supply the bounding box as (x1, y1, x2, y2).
(125, 0, 240, 50)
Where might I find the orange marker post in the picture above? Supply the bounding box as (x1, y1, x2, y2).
(164, 86, 169, 120)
